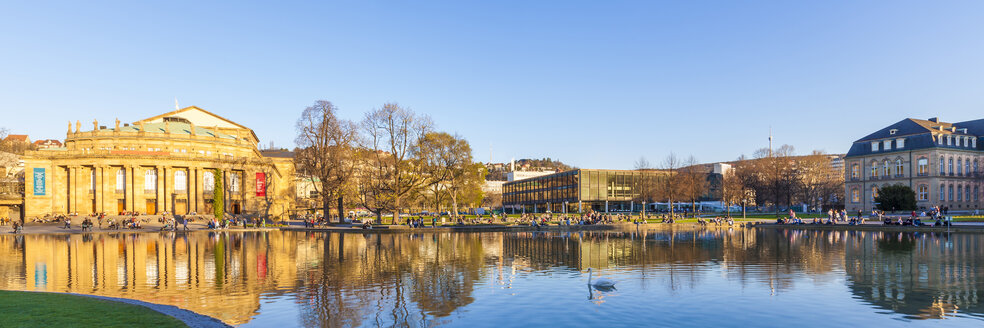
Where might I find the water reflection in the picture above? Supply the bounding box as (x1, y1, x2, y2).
(0, 228, 981, 326)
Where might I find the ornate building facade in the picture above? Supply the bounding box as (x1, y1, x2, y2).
(22, 106, 294, 218)
(844, 117, 983, 212)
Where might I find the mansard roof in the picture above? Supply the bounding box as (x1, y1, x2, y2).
(847, 117, 983, 158)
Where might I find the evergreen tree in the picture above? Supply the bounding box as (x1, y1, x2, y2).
(213, 169, 225, 222)
(874, 185, 916, 212)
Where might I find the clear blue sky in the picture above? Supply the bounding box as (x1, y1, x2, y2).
(3, 1, 984, 169)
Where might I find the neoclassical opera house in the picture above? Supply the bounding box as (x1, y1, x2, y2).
(22, 106, 294, 218)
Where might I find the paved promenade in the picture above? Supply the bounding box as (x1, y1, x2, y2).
(0, 215, 276, 235)
(5, 215, 984, 235)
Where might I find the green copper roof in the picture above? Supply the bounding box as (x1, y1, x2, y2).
(101, 122, 237, 139)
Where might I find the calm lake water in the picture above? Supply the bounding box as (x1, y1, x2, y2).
(0, 227, 982, 327)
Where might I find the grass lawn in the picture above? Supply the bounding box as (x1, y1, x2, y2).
(0, 290, 186, 328)
(952, 216, 984, 222)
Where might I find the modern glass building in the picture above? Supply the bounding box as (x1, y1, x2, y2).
(502, 169, 666, 213)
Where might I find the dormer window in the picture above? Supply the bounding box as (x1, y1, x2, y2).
(871, 142, 879, 152)
(883, 140, 892, 150)
(889, 129, 898, 135)
(938, 134, 944, 144)
(947, 135, 953, 145)
(896, 138, 905, 149)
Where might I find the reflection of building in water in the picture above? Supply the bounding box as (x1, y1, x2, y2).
(0, 229, 980, 326)
(0, 232, 307, 325)
(844, 232, 984, 319)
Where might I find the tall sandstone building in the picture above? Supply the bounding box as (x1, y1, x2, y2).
(844, 117, 983, 213)
(23, 106, 294, 218)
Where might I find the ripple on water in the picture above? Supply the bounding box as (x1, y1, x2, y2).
(0, 229, 982, 326)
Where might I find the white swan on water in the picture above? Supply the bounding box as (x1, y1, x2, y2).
(587, 268, 616, 288)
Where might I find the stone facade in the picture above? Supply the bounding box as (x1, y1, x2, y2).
(844, 117, 983, 212)
(22, 106, 294, 219)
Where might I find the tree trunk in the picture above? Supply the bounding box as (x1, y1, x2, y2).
(451, 193, 459, 220)
(669, 197, 674, 217)
(393, 196, 401, 225)
(337, 195, 344, 223)
(322, 197, 331, 222)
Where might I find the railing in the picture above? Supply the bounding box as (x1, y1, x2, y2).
(0, 181, 24, 200)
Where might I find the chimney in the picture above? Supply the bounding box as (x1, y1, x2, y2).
(929, 117, 939, 123)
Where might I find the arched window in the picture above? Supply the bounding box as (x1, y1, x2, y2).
(958, 185, 963, 201)
(203, 171, 215, 192)
(896, 159, 904, 176)
(918, 158, 928, 175)
(940, 157, 946, 174)
(872, 186, 879, 202)
(871, 161, 878, 178)
(949, 185, 954, 201)
(949, 157, 954, 175)
(116, 169, 125, 192)
(940, 184, 946, 201)
(851, 188, 860, 203)
(976, 186, 980, 202)
(883, 160, 891, 177)
(976, 159, 980, 176)
(966, 185, 972, 202)
(965, 158, 971, 176)
(230, 172, 241, 193)
(918, 185, 928, 201)
(958, 158, 963, 176)
(851, 164, 859, 180)
(145, 169, 157, 192)
(174, 171, 187, 192)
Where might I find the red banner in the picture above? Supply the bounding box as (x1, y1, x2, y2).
(256, 172, 266, 197)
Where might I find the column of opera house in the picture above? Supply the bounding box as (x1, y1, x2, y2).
(21, 106, 294, 219)
(844, 117, 984, 212)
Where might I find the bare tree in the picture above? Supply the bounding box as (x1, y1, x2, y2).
(360, 103, 432, 224)
(295, 100, 359, 222)
(658, 153, 682, 216)
(418, 132, 481, 219)
(633, 157, 659, 213)
(796, 150, 839, 212)
(754, 144, 797, 216)
(722, 155, 757, 218)
(679, 155, 709, 215)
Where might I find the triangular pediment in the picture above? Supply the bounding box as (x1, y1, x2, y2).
(133, 106, 249, 130)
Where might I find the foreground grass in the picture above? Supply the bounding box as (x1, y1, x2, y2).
(0, 290, 186, 328)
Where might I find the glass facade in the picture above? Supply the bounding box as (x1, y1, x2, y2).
(502, 169, 665, 213)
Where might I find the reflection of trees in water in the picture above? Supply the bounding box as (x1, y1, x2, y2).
(1, 229, 982, 325)
(501, 227, 847, 294)
(844, 232, 984, 320)
(297, 232, 492, 327)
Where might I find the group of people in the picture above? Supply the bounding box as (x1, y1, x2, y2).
(697, 217, 734, 226)
(774, 206, 963, 227)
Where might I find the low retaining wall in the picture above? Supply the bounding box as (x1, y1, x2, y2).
(753, 223, 983, 233)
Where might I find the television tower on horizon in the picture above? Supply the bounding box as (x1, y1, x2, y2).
(769, 126, 773, 157)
